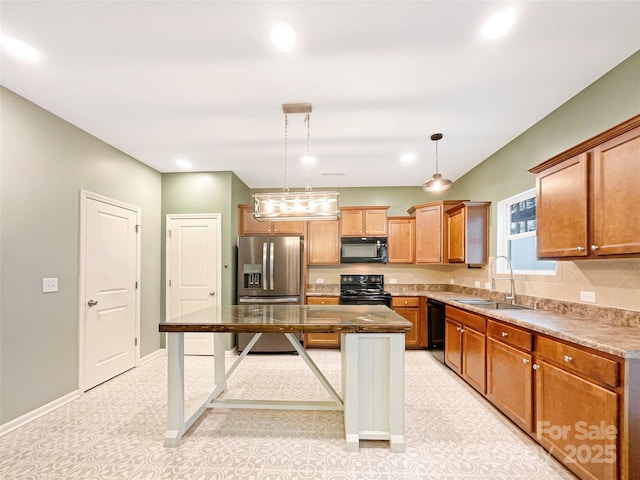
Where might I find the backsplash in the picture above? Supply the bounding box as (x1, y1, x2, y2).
(307, 258, 640, 327)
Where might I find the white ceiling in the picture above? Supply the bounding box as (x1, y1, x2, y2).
(1, 1, 638, 189)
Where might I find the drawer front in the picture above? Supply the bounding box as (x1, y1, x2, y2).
(536, 336, 619, 388)
(487, 320, 533, 352)
(306, 297, 339, 305)
(392, 296, 420, 308)
(446, 306, 485, 333)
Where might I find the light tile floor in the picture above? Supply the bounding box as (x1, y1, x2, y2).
(0, 350, 577, 479)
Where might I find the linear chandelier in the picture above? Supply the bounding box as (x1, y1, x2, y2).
(253, 103, 340, 221)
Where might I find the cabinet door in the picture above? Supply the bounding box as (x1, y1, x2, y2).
(536, 153, 589, 258)
(387, 218, 415, 263)
(592, 126, 640, 256)
(462, 326, 486, 394)
(305, 297, 340, 348)
(271, 220, 305, 235)
(535, 360, 618, 480)
(307, 220, 340, 265)
(392, 307, 419, 348)
(415, 205, 443, 263)
(486, 337, 533, 432)
(446, 207, 465, 263)
(445, 319, 462, 374)
(364, 209, 388, 235)
(340, 209, 364, 236)
(240, 206, 272, 235)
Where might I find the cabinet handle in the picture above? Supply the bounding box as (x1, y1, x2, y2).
(456, 326, 461, 332)
(532, 364, 540, 370)
(522, 358, 530, 364)
(576, 246, 585, 252)
(501, 332, 508, 337)
(404, 300, 408, 305)
(321, 300, 325, 304)
(563, 355, 573, 362)
(591, 245, 599, 251)
(460, 328, 465, 333)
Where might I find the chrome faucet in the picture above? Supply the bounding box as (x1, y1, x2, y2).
(490, 255, 516, 304)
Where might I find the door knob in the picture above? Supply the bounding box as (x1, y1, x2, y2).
(209, 291, 216, 296)
(87, 300, 98, 307)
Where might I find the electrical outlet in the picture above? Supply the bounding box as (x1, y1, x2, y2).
(449, 279, 455, 285)
(580, 290, 596, 303)
(43, 277, 58, 293)
(388, 278, 397, 284)
(316, 278, 324, 284)
(484, 282, 492, 290)
(474, 281, 481, 288)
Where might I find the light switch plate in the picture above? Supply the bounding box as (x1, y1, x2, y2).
(449, 279, 455, 285)
(43, 277, 58, 293)
(388, 278, 397, 284)
(580, 290, 596, 303)
(474, 281, 481, 288)
(316, 278, 324, 284)
(484, 282, 492, 290)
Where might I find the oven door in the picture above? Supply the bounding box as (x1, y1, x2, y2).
(339, 295, 392, 308)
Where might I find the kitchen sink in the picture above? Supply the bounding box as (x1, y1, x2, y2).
(452, 299, 533, 310)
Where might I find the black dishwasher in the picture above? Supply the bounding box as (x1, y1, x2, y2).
(427, 299, 446, 363)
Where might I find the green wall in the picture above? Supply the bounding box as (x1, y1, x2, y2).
(0, 87, 162, 424)
(445, 51, 640, 255)
(160, 172, 251, 348)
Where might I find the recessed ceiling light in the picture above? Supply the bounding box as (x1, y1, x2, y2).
(270, 23, 297, 52)
(482, 9, 516, 39)
(401, 153, 416, 163)
(1, 35, 39, 62)
(176, 159, 192, 169)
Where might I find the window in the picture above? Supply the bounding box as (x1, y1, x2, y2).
(497, 188, 556, 275)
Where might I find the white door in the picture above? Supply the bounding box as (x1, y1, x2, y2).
(83, 196, 139, 390)
(166, 214, 221, 355)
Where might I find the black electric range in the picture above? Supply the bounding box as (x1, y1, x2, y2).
(339, 274, 392, 307)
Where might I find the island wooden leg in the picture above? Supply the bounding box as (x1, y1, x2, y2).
(342, 333, 405, 453)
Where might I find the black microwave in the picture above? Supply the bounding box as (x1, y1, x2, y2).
(340, 237, 387, 263)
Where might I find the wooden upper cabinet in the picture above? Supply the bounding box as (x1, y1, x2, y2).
(387, 216, 415, 263)
(408, 200, 466, 264)
(307, 220, 340, 265)
(530, 116, 640, 259)
(340, 206, 389, 236)
(445, 201, 490, 266)
(238, 204, 305, 236)
(535, 153, 589, 258)
(592, 125, 640, 256)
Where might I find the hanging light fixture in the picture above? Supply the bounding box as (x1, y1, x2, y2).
(253, 103, 340, 221)
(422, 133, 453, 192)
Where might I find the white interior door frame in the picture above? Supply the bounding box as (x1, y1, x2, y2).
(165, 213, 222, 353)
(78, 190, 141, 392)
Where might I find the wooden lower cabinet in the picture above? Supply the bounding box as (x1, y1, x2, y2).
(445, 311, 628, 480)
(486, 337, 533, 432)
(391, 296, 422, 348)
(534, 359, 618, 480)
(304, 297, 340, 348)
(445, 306, 486, 394)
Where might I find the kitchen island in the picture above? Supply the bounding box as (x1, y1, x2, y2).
(159, 304, 412, 452)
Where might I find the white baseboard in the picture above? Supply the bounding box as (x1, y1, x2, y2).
(0, 389, 80, 437)
(140, 348, 166, 364)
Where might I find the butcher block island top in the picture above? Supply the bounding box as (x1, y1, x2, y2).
(159, 304, 413, 334)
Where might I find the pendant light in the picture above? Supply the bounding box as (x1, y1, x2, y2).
(253, 103, 340, 221)
(422, 133, 453, 192)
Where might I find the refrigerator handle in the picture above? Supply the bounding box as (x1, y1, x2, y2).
(270, 242, 275, 290)
(262, 243, 268, 291)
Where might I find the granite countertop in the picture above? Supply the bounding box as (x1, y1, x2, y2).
(426, 292, 640, 359)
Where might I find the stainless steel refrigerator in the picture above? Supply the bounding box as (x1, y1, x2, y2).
(236, 236, 303, 352)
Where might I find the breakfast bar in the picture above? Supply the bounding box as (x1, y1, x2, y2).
(159, 304, 413, 452)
